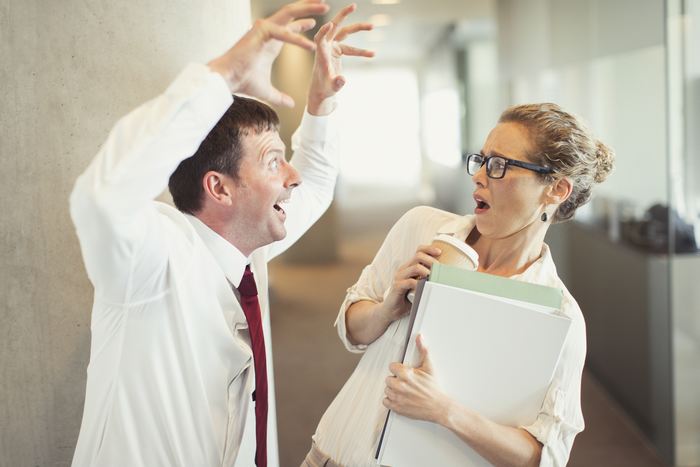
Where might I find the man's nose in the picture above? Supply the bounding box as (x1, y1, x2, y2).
(285, 162, 301, 189)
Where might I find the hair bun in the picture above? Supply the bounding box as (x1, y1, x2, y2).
(594, 140, 614, 183)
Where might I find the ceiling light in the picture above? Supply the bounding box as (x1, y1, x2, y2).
(369, 14, 391, 27)
(366, 30, 386, 42)
(372, 0, 401, 4)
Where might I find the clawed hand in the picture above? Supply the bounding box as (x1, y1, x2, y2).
(208, 1, 375, 111)
(308, 3, 374, 114)
(208, 0, 330, 107)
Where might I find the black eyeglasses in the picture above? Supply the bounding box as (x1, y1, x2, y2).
(465, 153, 554, 179)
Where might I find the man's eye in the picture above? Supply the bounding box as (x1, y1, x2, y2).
(270, 158, 279, 170)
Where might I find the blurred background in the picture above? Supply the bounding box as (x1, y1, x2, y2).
(2, 0, 699, 465)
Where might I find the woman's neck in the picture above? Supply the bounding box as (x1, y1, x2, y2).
(467, 224, 547, 277)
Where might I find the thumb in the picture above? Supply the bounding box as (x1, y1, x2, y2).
(416, 334, 434, 375)
(266, 87, 295, 108)
(332, 75, 346, 92)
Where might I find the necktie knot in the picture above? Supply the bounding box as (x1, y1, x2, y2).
(239, 265, 258, 297)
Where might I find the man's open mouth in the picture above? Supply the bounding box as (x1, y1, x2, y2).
(273, 199, 288, 215)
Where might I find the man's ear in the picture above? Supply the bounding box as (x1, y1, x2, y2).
(202, 171, 234, 206)
(546, 177, 573, 205)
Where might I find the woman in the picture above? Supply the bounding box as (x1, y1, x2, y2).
(303, 103, 614, 467)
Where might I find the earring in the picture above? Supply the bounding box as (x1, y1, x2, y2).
(541, 212, 548, 222)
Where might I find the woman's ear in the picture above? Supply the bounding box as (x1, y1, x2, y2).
(546, 177, 573, 205)
(202, 171, 234, 206)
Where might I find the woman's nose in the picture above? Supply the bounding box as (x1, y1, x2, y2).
(472, 163, 488, 187)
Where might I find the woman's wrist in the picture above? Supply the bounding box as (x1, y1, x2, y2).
(438, 399, 480, 441)
(373, 301, 397, 330)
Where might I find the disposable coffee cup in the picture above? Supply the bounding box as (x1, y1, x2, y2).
(407, 234, 479, 302)
(430, 234, 479, 271)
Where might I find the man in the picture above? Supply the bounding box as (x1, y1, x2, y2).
(69, 1, 372, 465)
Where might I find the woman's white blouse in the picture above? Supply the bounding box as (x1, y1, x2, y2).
(313, 206, 586, 467)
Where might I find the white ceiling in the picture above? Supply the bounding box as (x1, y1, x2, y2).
(255, 0, 495, 64)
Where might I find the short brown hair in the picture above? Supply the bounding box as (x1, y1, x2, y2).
(499, 103, 614, 223)
(168, 95, 280, 214)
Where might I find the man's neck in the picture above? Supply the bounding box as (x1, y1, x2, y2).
(194, 211, 255, 257)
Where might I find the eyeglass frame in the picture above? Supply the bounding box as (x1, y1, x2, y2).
(465, 152, 554, 179)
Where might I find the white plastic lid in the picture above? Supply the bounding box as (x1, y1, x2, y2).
(432, 233, 479, 268)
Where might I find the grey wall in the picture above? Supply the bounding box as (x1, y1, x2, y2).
(496, 0, 667, 212)
(0, 1, 249, 465)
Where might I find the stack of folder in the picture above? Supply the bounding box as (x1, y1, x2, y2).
(376, 263, 571, 466)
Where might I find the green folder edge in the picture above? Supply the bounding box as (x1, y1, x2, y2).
(429, 263, 563, 309)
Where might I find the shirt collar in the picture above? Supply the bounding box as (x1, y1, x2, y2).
(185, 214, 248, 287)
(435, 215, 477, 241)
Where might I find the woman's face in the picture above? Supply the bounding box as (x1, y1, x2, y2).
(471, 122, 550, 239)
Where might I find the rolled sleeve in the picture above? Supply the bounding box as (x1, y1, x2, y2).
(521, 297, 586, 467)
(522, 387, 583, 466)
(333, 263, 388, 353)
(334, 287, 370, 353)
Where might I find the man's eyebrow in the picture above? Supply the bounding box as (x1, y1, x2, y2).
(259, 148, 284, 163)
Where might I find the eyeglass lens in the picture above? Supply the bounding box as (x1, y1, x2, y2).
(467, 154, 507, 178)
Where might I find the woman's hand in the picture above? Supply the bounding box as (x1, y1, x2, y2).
(307, 3, 374, 115)
(383, 334, 452, 424)
(376, 245, 441, 325)
(345, 245, 441, 346)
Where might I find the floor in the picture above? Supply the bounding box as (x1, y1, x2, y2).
(269, 203, 669, 467)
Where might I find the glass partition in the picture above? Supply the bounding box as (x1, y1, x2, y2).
(486, 0, 676, 463)
(667, 0, 700, 464)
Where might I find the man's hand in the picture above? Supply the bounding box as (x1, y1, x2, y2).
(384, 335, 452, 424)
(307, 3, 374, 115)
(207, 0, 330, 108)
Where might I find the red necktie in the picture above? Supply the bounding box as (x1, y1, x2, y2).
(238, 265, 268, 467)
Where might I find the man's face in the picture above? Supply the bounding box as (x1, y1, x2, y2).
(229, 129, 300, 252)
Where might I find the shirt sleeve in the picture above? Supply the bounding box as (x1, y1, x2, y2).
(266, 109, 340, 261)
(69, 64, 232, 304)
(521, 296, 587, 467)
(334, 206, 437, 353)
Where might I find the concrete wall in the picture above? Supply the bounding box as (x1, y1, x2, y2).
(0, 1, 249, 465)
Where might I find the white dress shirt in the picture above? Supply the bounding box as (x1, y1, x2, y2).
(313, 206, 586, 467)
(69, 63, 339, 467)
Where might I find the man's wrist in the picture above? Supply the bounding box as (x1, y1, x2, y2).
(307, 94, 336, 116)
(207, 59, 238, 93)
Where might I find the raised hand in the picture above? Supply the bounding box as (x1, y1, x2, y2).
(208, 0, 330, 107)
(307, 3, 374, 115)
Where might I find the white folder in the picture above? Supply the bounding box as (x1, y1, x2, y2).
(376, 276, 571, 466)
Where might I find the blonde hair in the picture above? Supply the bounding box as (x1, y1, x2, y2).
(499, 103, 614, 223)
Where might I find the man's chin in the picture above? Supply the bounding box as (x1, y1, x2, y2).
(271, 227, 287, 243)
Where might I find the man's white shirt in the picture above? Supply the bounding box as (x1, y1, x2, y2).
(70, 63, 338, 467)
